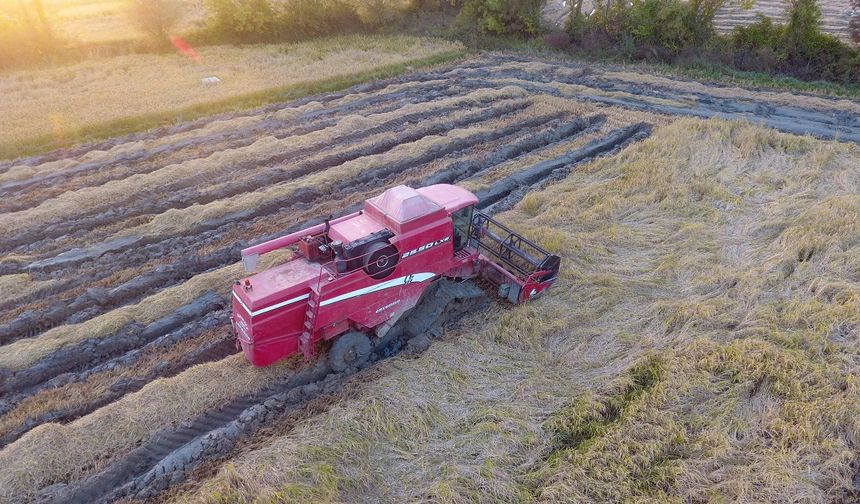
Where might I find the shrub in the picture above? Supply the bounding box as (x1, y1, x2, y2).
(569, 0, 719, 56)
(276, 0, 366, 41)
(204, 0, 279, 42)
(458, 0, 546, 36)
(627, 0, 700, 54)
(726, 0, 860, 84)
(562, 0, 858, 86)
(127, 0, 183, 45)
(544, 30, 572, 50)
(352, 0, 409, 28)
(202, 0, 423, 43)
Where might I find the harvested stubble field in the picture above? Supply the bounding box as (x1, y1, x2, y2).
(0, 35, 465, 160)
(0, 53, 858, 503)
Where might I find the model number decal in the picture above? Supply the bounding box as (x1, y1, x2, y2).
(402, 236, 450, 259)
(234, 316, 251, 340)
(375, 299, 401, 314)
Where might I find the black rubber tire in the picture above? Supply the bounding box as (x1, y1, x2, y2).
(363, 242, 399, 279)
(329, 331, 371, 372)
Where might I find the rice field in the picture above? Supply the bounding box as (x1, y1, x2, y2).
(0, 53, 858, 503)
(0, 35, 465, 159)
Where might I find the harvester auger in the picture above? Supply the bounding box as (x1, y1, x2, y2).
(231, 184, 561, 370)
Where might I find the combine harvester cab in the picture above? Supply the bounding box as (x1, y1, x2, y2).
(231, 184, 560, 368)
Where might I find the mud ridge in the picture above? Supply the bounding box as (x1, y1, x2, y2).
(5, 96, 530, 256)
(0, 311, 235, 447)
(0, 292, 225, 397)
(0, 81, 473, 211)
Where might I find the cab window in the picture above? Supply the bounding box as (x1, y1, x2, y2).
(451, 205, 473, 252)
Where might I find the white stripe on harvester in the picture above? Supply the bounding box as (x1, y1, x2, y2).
(235, 272, 436, 318)
(234, 290, 310, 318)
(319, 272, 436, 307)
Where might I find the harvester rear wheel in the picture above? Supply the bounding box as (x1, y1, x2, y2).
(329, 331, 371, 372)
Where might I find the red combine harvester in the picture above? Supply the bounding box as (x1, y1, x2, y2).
(231, 184, 561, 370)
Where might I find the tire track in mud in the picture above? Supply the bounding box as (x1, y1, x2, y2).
(0, 310, 235, 448)
(0, 115, 600, 399)
(0, 80, 475, 212)
(1, 90, 530, 252)
(0, 293, 225, 397)
(44, 280, 488, 504)
(1, 114, 602, 347)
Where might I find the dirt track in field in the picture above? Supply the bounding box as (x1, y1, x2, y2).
(1, 54, 858, 504)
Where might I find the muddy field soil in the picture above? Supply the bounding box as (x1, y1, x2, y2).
(1, 54, 858, 504)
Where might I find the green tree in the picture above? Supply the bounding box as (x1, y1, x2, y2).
(205, 0, 277, 41)
(784, 0, 821, 46)
(458, 0, 546, 36)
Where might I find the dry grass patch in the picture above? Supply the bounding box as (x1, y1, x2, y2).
(0, 35, 464, 156)
(179, 118, 860, 503)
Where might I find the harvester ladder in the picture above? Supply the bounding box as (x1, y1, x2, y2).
(300, 286, 321, 358)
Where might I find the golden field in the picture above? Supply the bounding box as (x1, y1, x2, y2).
(0, 48, 858, 503)
(0, 34, 464, 159)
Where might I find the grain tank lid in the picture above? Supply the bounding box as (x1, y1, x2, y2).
(417, 184, 479, 213)
(366, 185, 443, 224)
